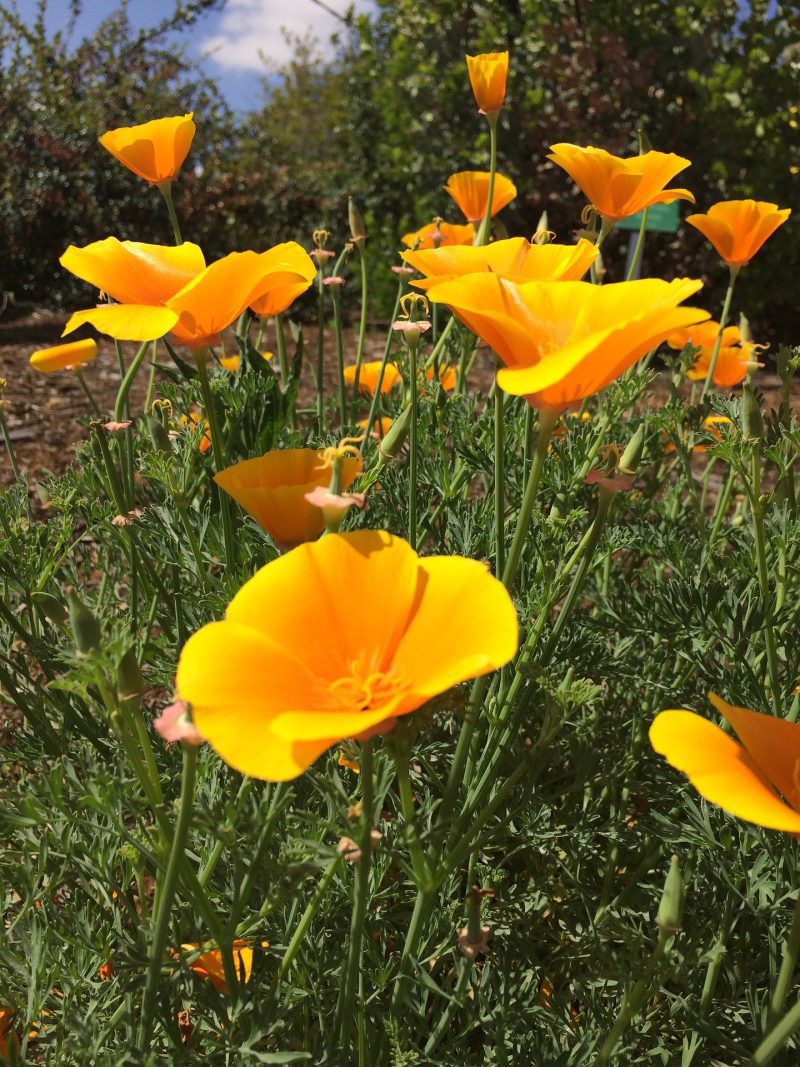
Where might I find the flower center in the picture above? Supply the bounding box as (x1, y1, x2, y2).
(328, 654, 407, 712)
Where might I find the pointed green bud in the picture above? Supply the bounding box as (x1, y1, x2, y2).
(619, 423, 646, 474)
(656, 854, 683, 933)
(348, 197, 367, 247)
(742, 383, 764, 441)
(67, 590, 101, 655)
(32, 591, 67, 625)
(145, 414, 172, 454)
(377, 403, 412, 465)
(118, 648, 146, 711)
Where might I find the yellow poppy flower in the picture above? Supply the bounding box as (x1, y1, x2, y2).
(401, 221, 475, 249)
(344, 361, 401, 396)
(547, 144, 695, 223)
(686, 200, 791, 266)
(650, 694, 800, 833)
(100, 114, 196, 184)
(427, 274, 708, 408)
(30, 338, 97, 373)
(60, 238, 316, 348)
(214, 447, 362, 548)
(444, 171, 517, 223)
(249, 242, 317, 316)
(176, 530, 518, 780)
(402, 235, 598, 291)
(465, 51, 509, 114)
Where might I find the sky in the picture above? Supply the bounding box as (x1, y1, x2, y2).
(11, 0, 373, 110)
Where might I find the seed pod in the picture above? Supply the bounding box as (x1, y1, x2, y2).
(656, 854, 683, 933)
(67, 590, 101, 655)
(32, 590, 67, 625)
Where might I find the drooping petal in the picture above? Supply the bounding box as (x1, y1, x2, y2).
(650, 709, 800, 832)
(62, 304, 180, 342)
(30, 338, 97, 373)
(60, 238, 205, 305)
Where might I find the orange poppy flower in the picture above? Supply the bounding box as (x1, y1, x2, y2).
(357, 415, 393, 439)
(402, 236, 598, 291)
(0, 1006, 18, 1060)
(427, 274, 708, 409)
(444, 171, 517, 223)
(668, 321, 759, 387)
(344, 361, 401, 396)
(424, 364, 457, 391)
(249, 242, 317, 316)
(30, 338, 97, 373)
(547, 144, 695, 223)
(177, 940, 256, 994)
(465, 51, 509, 114)
(214, 447, 362, 548)
(60, 238, 316, 348)
(176, 530, 518, 780)
(650, 693, 800, 833)
(686, 200, 791, 266)
(100, 114, 196, 185)
(401, 221, 475, 249)
(218, 353, 240, 373)
(179, 412, 212, 454)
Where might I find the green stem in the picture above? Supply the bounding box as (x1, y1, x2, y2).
(0, 403, 23, 483)
(407, 337, 419, 550)
(74, 367, 102, 418)
(194, 351, 236, 572)
(115, 341, 151, 422)
(360, 282, 402, 455)
(394, 752, 432, 888)
(494, 385, 505, 577)
(144, 341, 159, 413)
(749, 998, 800, 1065)
(477, 114, 498, 246)
(701, 265, 740, 401)
(424, 315, 456, 372)
(768, 893, 800, 1029)
(337, 740, 374, 1055)
(138, 744, 196, 1051)
(589, 217, 614, 284)
(274, 854, 343, 984)
(316, 270, 326, 432)
(350, 246, 369, 420)
(157, 181, 183, 245)
(596, 929, 674, 1063)
(749, 445, 782, 714)
(625, 209, 648, 280)
(275, 311, 290, 380)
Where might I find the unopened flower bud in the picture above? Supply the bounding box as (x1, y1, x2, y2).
(67, 590, 101, 655)
(348, 197, 367, 247)
(377, 403, 412, 465)
(618, 423, 646, 474)
(118, 648, 146, 711)
(32, 590, 67, 625)
(146, 414, 173, 453)
(742, 383, 764, 441)
(656, 854, 683, 933)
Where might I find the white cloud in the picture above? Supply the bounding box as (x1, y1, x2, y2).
(200, 0, 371, 73)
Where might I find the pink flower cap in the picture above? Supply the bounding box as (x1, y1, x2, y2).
(304, 486, 366, 513)
(391, 265, 415, 275)
(311, 248, 335, 260)
(585, 470, 635, 493)
(111, 508, 144, 526)
(323, 276, 346, 286)
(103, 420, 133, 432)
(154, 700, 205, 746)
(392, 320, 431, 335)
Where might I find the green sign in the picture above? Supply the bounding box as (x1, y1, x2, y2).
(616, 201, 680, 233)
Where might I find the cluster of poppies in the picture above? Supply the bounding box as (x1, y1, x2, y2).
(26, 50, 799, 842)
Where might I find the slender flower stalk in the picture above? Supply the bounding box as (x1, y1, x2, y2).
(748, 441, 783, 714)
(350, 244, 369, 419)
(360, 278, 404, 456)
(476, 113, 498, 246)
(74, 368, 102, 418)
(700, 266, 740, 400)
(194, 351, 236, 571)
(158, 181, 183, 245)
(625, 208, 648, 280)
(138, 743, 197, 1051)
(407, 329, 419, 549)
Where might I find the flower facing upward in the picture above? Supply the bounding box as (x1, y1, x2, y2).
(650, 694, 800, 833)
(668, 321, 761, 387)
(100, 114, 196, 185)
(30, 338, 97, 373)
(401, 221, 475, 249)
(465, 51, 509, 114)
(60, 238, 316, 348)
(176, 530, 518, 780)
(685, 200, 791, 267)
(344, 361, 401, 396)
(427, 275, 708, 408)
(402, 236, 598, 291)
(547, 144, 695, 223)
(445, 171, 517, 223)
(214, 447, 363, 548)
